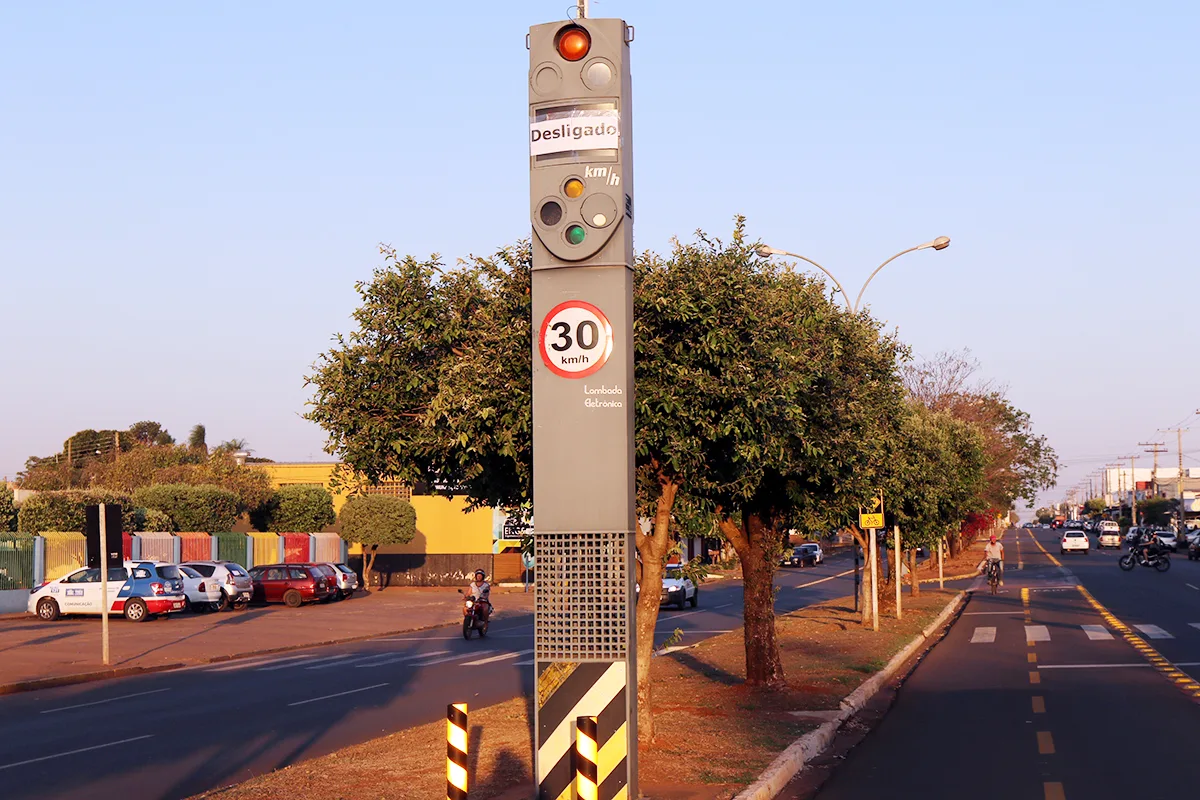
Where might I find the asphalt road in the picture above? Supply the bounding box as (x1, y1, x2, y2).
(0, 551, 862, 799)
(800, 526, 1200, 800)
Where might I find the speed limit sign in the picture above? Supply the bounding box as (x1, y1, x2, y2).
(538, 300, 614, 379)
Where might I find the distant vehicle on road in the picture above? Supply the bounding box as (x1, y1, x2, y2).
(1097, 525, 1122, 549)
(1155, 530, 1178, 551)
(248, 564, 334, 607)
(659, 565, 698, 609)
(1060, 530, 1090, 555)
(29, 561, 185, 623)
(781, 543, 824, 568)
(178, 565, 223, 613)
(181, 561, 253, 610)
(1189, 536, 1200, 561)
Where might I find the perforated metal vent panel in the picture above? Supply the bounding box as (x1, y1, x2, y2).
(535, 531, 629, 661)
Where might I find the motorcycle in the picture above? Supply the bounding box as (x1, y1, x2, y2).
(1119, 545, 1170, 573)
(458, 589, 490, 639)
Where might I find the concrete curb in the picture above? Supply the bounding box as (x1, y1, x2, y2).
(0, 610, 536, 697)
(731, 591, 967, 800)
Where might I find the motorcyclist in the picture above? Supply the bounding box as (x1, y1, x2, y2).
(467, 569, 492, 621)
(1136, 528, 1159, 564)
(983, 533, 1004, 586)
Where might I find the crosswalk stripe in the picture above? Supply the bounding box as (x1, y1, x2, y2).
(354, 650, 450, 668)
(1189, 623, 1200, 632)
(1081, 625, 1113, 641)
(970, 627, 996, 643)
(409, 652, 478, 667)
(460, 650, 534, 667)
(1025, 625, 1050, 642)
(259, 654, 352, 671)
(1134, 624, 1173, 639)
(513, 659, 534, 666)
(209, 654, 312, 672)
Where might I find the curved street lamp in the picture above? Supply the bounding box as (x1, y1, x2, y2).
(757, 236, 951, 314)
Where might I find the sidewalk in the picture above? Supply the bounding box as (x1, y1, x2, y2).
(0, 586, 534, 693)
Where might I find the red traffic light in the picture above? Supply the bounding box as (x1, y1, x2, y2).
(556, 26, 590, 62)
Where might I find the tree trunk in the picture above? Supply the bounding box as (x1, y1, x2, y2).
(849, 527, 871, 627)
(909, 548, 920, 597)
(719, 512, 785, 686)
(363, 546, 377, 591)
(634, 476, 678, 743)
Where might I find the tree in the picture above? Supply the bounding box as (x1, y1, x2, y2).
(187, 425, 208, 455)
(254, 485, 337, 532)
(339, 495, 416, 588)
(132, 484, 240, 532)
(128, 421, 174, 447)
(1137, 496, 1173, 527)
(0, 485, 17, 532)
(214, 438, 250, 454)
(1084, 497, 1106, 518)
(17, 490, 138, 534)
(1035, 507, 1054, 524)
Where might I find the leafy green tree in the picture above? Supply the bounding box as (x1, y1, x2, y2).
(187, 425, 208, 455)
(1137, 496, 1173, 527)
(254, 485, 337, 532)
(0, 485, 17, 532)
(339, 495, 416, 588)
(128, 421, 174, 446)
(17, 490, 137, 533)
(132, 484, 239, 532)
(1035, 507, 1054, 524)
(1084, 497, 1106, 518)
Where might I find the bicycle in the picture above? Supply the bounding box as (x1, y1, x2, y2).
(986, 559, 1002, 594)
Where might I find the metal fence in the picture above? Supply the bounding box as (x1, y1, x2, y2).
(215, 532, 247, 565)
(42, 531, 87, 581)
(0, 537, 35, 590)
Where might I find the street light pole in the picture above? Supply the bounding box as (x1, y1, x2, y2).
(757, 237, 951, 314)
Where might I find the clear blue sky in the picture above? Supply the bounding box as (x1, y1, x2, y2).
(3, 1, 1197, 510)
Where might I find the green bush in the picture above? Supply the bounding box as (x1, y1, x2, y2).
(141, 508, 173, 532)
(16, 490, 136, 534)
(0, 485, 16, 532)
(132, 484, 239, 532)
(253, 485, 337, 533)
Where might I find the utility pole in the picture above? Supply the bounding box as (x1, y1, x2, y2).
(1127, 455, 1139, 527)
(1158, 427, 1190, 533)
(1140, 442, 1166, 499)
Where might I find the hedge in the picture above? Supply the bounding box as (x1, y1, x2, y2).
(132, 483, 239, 533)
(254, 485, 337, 533)
(17, 490, 136, 534)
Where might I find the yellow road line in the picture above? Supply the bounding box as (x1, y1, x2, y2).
(1028, 652, 1038, 663)
(1027, 529, 1062, 567)
(1037, 731, 1055, 754)
(1032, 696, 1046, 714)
(1074, 585, 1200, 702)
(1044, 781, 1066, 800)
(1029, 671, 1041, 684)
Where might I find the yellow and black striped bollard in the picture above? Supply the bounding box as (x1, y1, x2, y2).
(575, 715, 599, 800)
(447, 703, 468, 800)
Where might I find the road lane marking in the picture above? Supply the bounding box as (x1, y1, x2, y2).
(259, 654, 354, 671)
(1037, 731, 1055, 754)
(793, 568, 856, 590)
(410, 652, 479, 667)
(288, 683, 387, 707)
(1081, 625, 1113, 640)
(970, 627, 996, 643)
(964, 611, 1022, 615)
(1025, 625, 1051, 642)
(1032, 696, 1045, 714)
(209, 654, 313, 672)
(1186, 584, 1198, 591)
(353, 650, 450, 668)
(461, 649, 534, 666)
(0, 735, 155, 772)
(1029, 671, 1041, 684)
(1134, 624, 1173, 640)
(513, 659, 534, 666)
(1037, 663, 1150, 669)
(1044, 781, 1066, 800)
(41, 688, 171, 715)
(1189, 623, 1200, 631)
(1028, 653, 1038, 664)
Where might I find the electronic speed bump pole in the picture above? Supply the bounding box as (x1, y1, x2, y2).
(528, 10, 638, 800)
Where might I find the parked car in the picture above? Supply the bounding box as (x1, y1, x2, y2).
(28, 561, 186, 623)
(1188, 536, 1200, 561)
(178, 565, 223, 612)
(782, 543, 824, 568)
(323, 563, 360, 600)
(1060, 530, 1090, 555)
(1155, 530, 1178, 551)
(306, 563, 341, 602)
(659, 565, 698, 609)
(248, 564, 334, 607)
(181, 561, 254, 610)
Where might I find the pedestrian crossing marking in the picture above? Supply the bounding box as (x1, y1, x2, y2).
(461, 649, 534, 666)
(1189, 623, 1200, 632)
(1134, 624, 1173, 640)
(1025, 625, 1050, 642)
(970, 627, 996, 643)
(1081, 625, 1113, 640)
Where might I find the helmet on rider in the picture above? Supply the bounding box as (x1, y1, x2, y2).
(474, 569, 486, 581)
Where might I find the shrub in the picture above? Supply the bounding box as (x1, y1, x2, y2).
(132, 484, 239, 532)
(339, 495, 416, 586)
(16, 490, 135, 533)
(255, 485, 337, 533)
(0, 485, 16, 532)
(141, 508, 173, 532)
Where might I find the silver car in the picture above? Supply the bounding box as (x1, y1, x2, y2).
(322, 563, 360, 600)
(180, 561, 254, 610)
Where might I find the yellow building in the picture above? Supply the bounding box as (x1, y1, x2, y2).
(258, 463, 494, 556)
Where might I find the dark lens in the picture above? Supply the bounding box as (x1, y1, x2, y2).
(540, 200, 563, 226)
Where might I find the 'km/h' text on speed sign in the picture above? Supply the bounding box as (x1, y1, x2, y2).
(538, 300, 614, 379)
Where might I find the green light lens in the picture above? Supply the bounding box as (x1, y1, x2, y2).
(565, 224, 586, 245)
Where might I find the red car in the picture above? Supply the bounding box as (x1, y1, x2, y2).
(247, 564, 334, 607)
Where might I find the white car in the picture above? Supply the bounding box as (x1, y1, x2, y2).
(1060, 530, 1089, 554)
(659, 565, 698, 610)
(180, 561, 254, 610)
(178, 565, 224, 612)
(1155, 530, 1178, 551)
(29, 561, 186, 622)
(1097, 521, 1121, 548)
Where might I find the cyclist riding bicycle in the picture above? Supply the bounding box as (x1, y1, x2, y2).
(983, 534, 1004, 586)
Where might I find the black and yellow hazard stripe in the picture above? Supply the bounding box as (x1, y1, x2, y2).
(575, 716, 599, 800)
(447, 702, 469, 800)
(537, 661, 630, 800)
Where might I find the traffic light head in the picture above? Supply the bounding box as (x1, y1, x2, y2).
(529, 17, 633, 270)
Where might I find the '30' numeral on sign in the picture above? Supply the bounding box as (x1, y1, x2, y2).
(539, 301, 613, 378)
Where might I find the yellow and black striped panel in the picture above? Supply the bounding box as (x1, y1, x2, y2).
(537, 661, 629, 800)
(446, 703, 468, 800)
